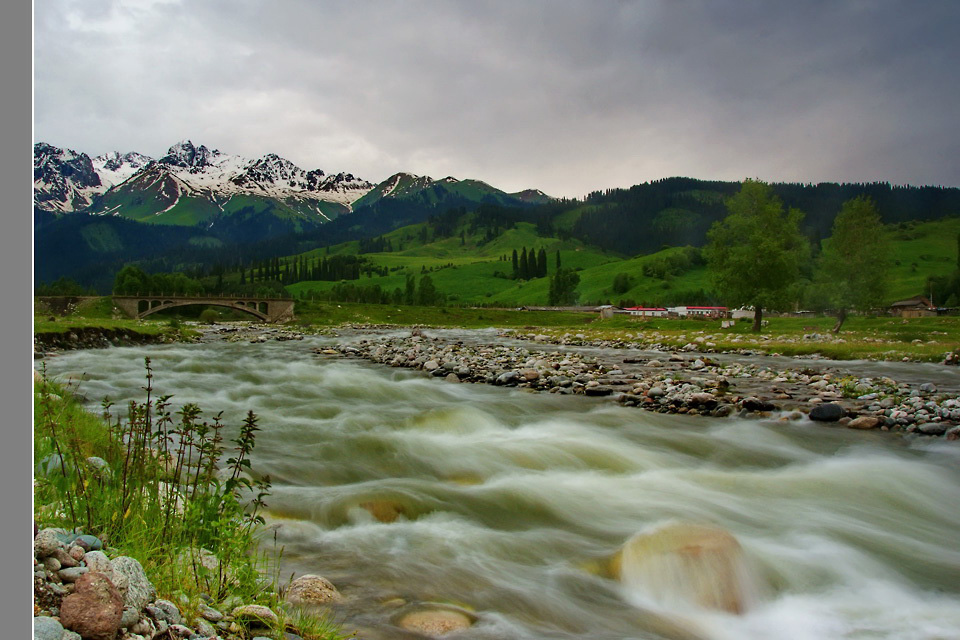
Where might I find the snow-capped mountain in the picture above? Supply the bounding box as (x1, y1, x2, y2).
(33, 140, 375, 220)
(92, 151, 152, 189)
(34, 140, 551, 230)
(33, 143, 103, 212)
(229, 152, 373, 206)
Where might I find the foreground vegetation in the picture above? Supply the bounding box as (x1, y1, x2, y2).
(33, 364, 347, 640)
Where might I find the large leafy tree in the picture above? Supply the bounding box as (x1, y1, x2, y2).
(816, 195, 890, 332)
(704, 179, 809, 331)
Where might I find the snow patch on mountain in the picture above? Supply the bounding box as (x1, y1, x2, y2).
(93, 151, 152, 188)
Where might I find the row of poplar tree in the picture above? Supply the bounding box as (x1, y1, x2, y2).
(506, 247, 555, 280)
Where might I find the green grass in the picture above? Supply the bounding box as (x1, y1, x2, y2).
(504, 314, 960, 362)
(34, 296, 202, 340)
(884, 217, 960, 301)
(291, 300, 602, 328)
(282, 216, 960, 309)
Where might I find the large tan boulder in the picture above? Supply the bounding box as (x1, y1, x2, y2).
(359, 500, 408, 523)
(284, 574, 343, 606)
(609, 522, 759, 614)
(393, 603, 477, 636)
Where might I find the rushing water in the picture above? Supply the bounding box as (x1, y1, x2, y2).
(39, 333, 960, 640)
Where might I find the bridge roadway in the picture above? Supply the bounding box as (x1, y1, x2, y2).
(112, 295, 294, 323)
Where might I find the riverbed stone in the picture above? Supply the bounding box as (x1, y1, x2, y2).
(360, 500, 407, 523)
(82, 551, 128, 596)
(394, 603, 477, 636)
(919, 422, 948, 436)
(153, 599, 183, 624)
(111, 556, 155, 611)
(608, 522, 756, 615)
(809, 402, 846, 422)
(193, 617, 219, 638)
(741, 397, 775, 412)
(58, 567, 88, 583)
(199, 603, 224, 622)
(60, 572, 124, 640)
(284, 574, 343, 607)
(848, 416, 881, 430)
(231, 604, 279, 628)
(35, 528, 66, 559)
(119, 605, 140, 629)
(34, 615, 64, 640)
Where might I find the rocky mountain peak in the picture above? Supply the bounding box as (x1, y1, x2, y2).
(160, 140, 218, 169)
(95, 151, 151, 173)
(33, 142, 103, 212)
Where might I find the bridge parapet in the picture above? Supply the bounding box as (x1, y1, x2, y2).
(112, 295, 294, 323)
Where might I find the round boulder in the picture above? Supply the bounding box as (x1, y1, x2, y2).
(284, 574, 343, 607)
(359, 500, 408, 523)
(232, 604, 279, 629)
(609, 522, 760, 614)
(809, 402, 846, 422)
(34, 528, 65, 559)
(847, 416, 880, 430)
(110, 556, 156, 611)
(393, 603, 477, 636)
(33, 616, 64, 640)
(60, 572, 125, 640)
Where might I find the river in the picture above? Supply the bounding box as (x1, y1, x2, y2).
(38, 331, 960, 640)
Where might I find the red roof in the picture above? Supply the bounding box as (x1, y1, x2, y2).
(624, 307, 667, 311)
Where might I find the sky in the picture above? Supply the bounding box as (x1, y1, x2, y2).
(33, 0, 960, 199)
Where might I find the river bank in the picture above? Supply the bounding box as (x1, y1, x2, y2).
(323, 327, 960, 439)
(33, 325, 199, 354)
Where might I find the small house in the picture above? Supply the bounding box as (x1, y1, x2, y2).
(889, 296, 935, 318)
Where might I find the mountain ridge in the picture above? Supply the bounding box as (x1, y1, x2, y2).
(34, 141, 552, 228)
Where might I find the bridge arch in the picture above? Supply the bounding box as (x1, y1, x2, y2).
(138, 300, 269, 321)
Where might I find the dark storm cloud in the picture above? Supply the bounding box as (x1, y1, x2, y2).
(34, 0, 960, 197)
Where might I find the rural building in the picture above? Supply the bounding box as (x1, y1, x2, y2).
(668, 306, 729, 318)
(889, 296, 935, 318)
(686, 306, 730, 318)
(623, 306, 668, 317)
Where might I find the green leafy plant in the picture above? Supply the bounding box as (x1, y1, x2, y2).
(34, 359, 285, 610)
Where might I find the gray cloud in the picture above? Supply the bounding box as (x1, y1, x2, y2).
(34, 0, 960, 197)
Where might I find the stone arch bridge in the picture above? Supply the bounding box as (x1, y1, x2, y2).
(112, 295, 295, 323)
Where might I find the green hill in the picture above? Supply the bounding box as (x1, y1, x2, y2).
(281, 214, 960, 309)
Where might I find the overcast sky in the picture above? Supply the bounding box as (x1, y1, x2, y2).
(33, 0, 960, 198)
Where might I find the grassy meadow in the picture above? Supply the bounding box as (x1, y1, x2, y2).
(277, 216, 960, 309)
